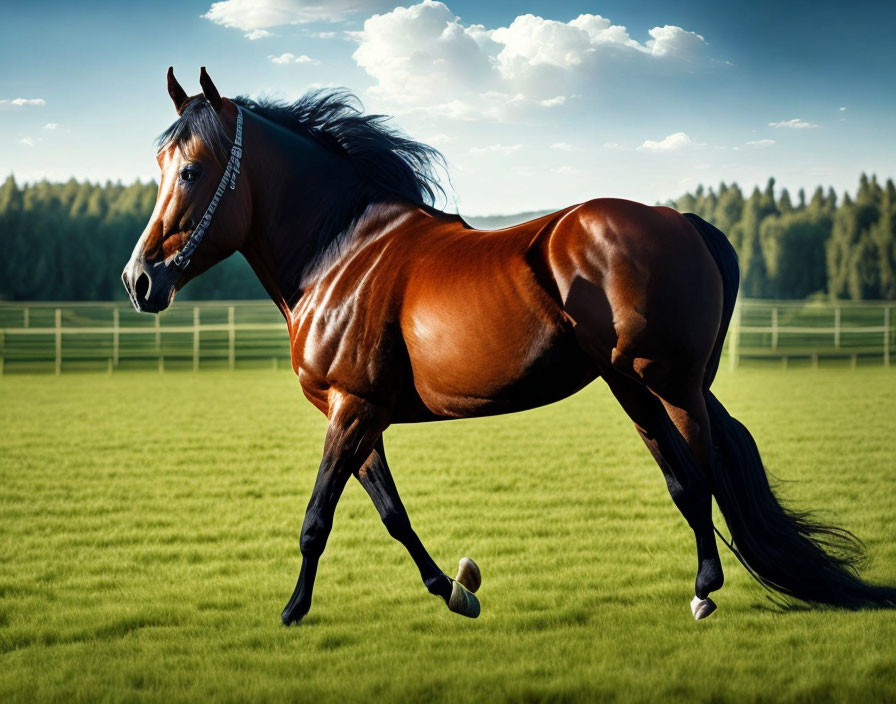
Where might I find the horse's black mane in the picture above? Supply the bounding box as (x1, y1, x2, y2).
(157, 90, 451, 301)
(157, 90, 445, 206)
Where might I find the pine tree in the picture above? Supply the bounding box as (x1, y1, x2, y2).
(735, 187, 768, 297)
(873, 180, 896, 299)
(761, 177, 778, 217)
(778, 188, 794, 214)
(713, 182, 744, 249)
(827, 193, 854, 298)
(0, 175, 24, 299)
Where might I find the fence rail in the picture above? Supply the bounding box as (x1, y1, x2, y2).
(0, 301, 291, 374)
(0, 299, 893, 374)
(729, 300, 893, 369)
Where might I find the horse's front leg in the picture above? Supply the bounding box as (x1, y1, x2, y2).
(281, 392, 389, 625)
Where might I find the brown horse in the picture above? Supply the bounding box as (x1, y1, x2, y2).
(123, 68, 895, 625)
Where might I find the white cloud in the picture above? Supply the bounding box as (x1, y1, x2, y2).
(311, 31, 338, 39)
(602, 141, 624, 150)
(269, 52, 317, 65)
(1, 98, 46, 107)
(349, 1, 715, 119)
(425, 133, 453, 145)
(552, 165, 590, 175)
(350, 2, 492, 108)
(645, 25, 707, 60)
(305, 80, 338, 91)
(744, 138, 775, 148)
(551, 142, 574, 151)
(637, 131, 702, 152)
(491, 14, 631, 76)
(469, 143, 522, 155)
(768, 118, 820, 129)
(43, 123, 59, 130)
(203, 0, 385, 31)
(244, 29, 272, 39)
(18, 137, 39, 147)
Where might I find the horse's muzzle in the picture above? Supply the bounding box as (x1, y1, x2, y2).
(122, 258, 176, 314)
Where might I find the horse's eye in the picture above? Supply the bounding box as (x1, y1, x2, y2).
(179, 165, 201, 183)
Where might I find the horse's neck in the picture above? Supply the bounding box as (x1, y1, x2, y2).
(238, 120, 367, 315)
(301, 201, 419, 279)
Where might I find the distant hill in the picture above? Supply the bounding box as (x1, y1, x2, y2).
(464, 210, 554, 230)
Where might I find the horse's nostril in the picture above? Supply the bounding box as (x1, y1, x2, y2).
(135, 272, 150, 301)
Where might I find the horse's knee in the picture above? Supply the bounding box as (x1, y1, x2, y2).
(300, 517, 329, 557)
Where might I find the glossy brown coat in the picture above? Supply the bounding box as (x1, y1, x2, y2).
(288, 199, 721, 424)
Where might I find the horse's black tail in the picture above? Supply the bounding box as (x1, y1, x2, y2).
(705, 393, 896, 608)
(684, 212, 896, 609)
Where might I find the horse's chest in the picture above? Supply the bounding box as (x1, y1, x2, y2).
(288, 295, 398, 413)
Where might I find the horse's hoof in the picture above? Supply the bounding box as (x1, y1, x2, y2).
(281, 604, 308, 626)
(455, 557, 481, 593)
(690, 595, 717, 620)
(448, 579, 481, 618)
(282, 613, 301, 626)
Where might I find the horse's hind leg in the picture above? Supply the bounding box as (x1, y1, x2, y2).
(354, 438, 481, 618)
(603, 371, 723, 619)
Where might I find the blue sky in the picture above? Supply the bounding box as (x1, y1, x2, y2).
(1, 0, 893, 214)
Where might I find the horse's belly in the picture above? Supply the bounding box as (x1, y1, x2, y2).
(401, 320, 598, 420)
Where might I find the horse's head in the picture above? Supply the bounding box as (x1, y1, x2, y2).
(122, 68, 250, 313)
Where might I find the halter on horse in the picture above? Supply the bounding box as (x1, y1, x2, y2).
(123, 68, 896, 625)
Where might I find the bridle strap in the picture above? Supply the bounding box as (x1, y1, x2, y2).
(171, 106, 244, 271)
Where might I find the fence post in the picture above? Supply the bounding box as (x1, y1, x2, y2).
(154, 315, 161, 353)
(112, 307, 120, 369)
(228, 306, 235, 371)
(885, 306, 891, 368)
(0, 330, 5, 376)
(771, 307, 779, 351)
(193, 306, 200, 372)
(55, 308, 62, 375)
(23, 307, 29, 328)
(834, 306, 841, 349)
(729, 299, 741, 371)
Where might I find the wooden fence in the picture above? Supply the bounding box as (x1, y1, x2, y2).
(0, 299, 893, 374)
(729, 300, 893, 369)
(0, 301, 289, 374)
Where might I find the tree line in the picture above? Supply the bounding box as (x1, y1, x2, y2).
(0, 176, 265, 302)
(669, 173, 896, 300)
(0, 173, 893, 301)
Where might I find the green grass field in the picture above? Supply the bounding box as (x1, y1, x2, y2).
(2, 368, 895, 703)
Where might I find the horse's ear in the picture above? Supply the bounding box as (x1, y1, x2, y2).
(199, 67, 223, 112)
(167, 67, 188, 114)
